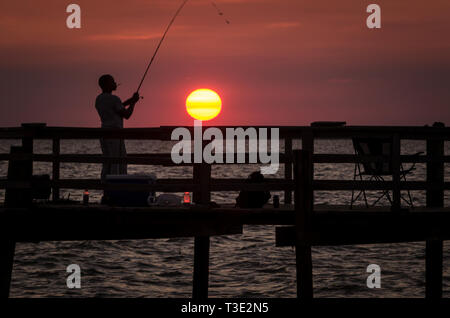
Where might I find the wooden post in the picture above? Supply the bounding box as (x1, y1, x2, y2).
(5, 146, 33, 207)
(284, 137, 293, 204)
(52, 138, 60, 201)
(2, 143, 33, 297)
(294, 149, 313, 299)
(193, 163, 211, 205)
(391, 134, 401, 211)
(20, 123, 35, 189)
(425, 135, 444, 299)
(426, 137, 444, 207)
(301, 129, 314, 154)
(192, 162, 211, 299)
(2, 124, 39, 297)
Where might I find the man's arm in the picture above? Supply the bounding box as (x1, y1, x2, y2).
(122, 97, 135, 106)
(123, 92, 140, 106)
(119, 93, 140, 119)
(119, 104, 135, 120)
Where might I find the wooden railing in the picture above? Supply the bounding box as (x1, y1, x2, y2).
(1, 123, 449, 207)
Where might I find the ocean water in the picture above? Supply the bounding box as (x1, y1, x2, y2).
(1, 139, 449, 298)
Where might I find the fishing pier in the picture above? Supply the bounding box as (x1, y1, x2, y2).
(0, 124, 449, 299)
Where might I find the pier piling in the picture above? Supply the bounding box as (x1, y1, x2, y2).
(0, 240, 15, 298)
(425, 136, 445, 299)
(192, 162, 211, 299)
(2, 135, 34, 297)
(294, 150, 313, 299)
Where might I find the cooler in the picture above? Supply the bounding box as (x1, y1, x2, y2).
(105, 174, 156, 206)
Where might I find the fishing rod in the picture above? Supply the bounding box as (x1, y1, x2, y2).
(211, 1, 230, 24)
(136, 0, 230, 93)
(136, 0, 189, 93)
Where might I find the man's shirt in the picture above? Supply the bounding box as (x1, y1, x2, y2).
(95, 93, 125, 128)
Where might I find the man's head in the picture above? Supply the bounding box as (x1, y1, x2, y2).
(98, 74, 117, 92)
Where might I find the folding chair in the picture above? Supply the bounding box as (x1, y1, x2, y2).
(350, 137, 422, 208)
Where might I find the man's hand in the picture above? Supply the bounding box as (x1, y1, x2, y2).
(131, 92, 140, 104)
(120, 92, 140, 119)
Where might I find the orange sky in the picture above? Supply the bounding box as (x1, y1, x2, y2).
(1, 0, 450, 127)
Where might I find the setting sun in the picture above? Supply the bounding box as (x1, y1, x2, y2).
(186, 89, 222, 121)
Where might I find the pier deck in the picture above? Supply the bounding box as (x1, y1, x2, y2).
(1, 204, 450, 245)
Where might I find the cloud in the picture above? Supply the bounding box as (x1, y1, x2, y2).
(86, 33, 162, 41)
(327, 78, 356, 84)
(265, 22, 300, 29)
(202, 0, 269, 3)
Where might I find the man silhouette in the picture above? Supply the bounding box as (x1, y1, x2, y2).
(95, 74, 140, 180)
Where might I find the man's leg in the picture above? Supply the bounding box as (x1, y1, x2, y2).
(100, 138, 111, 180)
(119, 139, 127, 175)
(101, 139, 122, 175)
(100, 138, 112, 204)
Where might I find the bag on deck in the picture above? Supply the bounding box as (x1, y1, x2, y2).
(235, 171, 271, 208)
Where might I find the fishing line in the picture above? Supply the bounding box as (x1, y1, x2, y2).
(136, 0, 230, 93)
(211, 1, 230, 24)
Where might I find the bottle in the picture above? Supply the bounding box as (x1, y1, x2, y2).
(83, 189, 89, 206)
(183, 192, 191, 205)
(273, 195, 279, 208)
